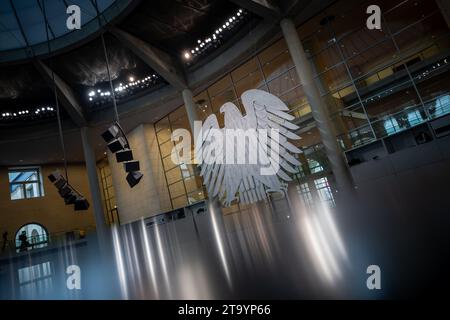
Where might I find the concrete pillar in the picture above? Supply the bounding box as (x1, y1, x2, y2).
(80, 127, 108, 243)
(280, 18, 354, 195)
(182, 88, 199, 130)
(436, 0, 450, 28)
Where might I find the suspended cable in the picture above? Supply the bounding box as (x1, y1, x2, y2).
(42, 0, 69, 182)
(92, 0, 120, 124)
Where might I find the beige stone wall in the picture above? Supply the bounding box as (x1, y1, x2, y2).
(108, 124, 171, 224)
(0, 164, 96, 239)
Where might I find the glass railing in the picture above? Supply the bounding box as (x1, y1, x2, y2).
(337, 95, 450, 151)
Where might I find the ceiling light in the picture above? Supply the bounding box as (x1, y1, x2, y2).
(129, 76, 134, 82)
(183, 51, 191, 60)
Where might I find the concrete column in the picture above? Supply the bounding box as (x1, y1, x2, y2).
(80, 127, 108, 242)
(182, 89, 199, 131)
(280, 18, 354, 195)
(436, 0, 450, 28)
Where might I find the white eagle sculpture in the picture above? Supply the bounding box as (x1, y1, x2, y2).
(195, 89, 302, 207)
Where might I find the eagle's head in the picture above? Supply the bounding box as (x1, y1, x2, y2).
(220, 102, 240, 115)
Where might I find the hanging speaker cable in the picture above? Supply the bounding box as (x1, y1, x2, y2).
(42, 0, 69, 183)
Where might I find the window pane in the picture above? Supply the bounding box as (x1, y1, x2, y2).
(384, 0, 438, 34)
(259, 39, 293, 81)
(187, 189, 206, 204)
(155, 116, 169, 132)
(160, 140, 174, 158)
(10, 184, 24, 200)
(362, 81, 421, 119)
(156, 127, 172, 144)
(9, 168, 42, 200)
(166, 167, 183, 185)
(267, 69, 300, 96)
(172, 195, 188, 209)
(234, 70, 264, 97)
(311, 44, 342, 74)
(169, 181, 186, 198)
(25, 183, 40, 199)
(346, 38, 398, 79)
(316, 64, 351, 94)
(8, 169, 39, 183)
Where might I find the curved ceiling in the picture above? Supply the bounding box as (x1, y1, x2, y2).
(0, 0, 257, 129)
(0, 0, 132, 60)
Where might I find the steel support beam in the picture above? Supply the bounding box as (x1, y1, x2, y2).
(34, 60, 87, 127)
(229, 0, 281, 20)
(110, 27, 188, 90)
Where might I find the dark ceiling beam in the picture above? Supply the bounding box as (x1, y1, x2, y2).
(34, 60, 87, 127)
(110, 27, 188, 90)
(229, 0, 281, 20)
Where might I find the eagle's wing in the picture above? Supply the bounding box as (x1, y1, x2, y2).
(239, 89, 302, 197)
(195, 114, 239, 201)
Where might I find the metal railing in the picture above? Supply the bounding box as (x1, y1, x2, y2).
(1, 227, 95, 257)
(337, 96, 450, 151)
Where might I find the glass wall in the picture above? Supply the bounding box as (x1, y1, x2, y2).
(153, 0, 450, 209)
(97, 158, 119, 225)
(302, 0, 450, 150)
(155, 107, 206, 210)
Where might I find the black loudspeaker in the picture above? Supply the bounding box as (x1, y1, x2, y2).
(126, 171, 143, 188)
(116, 149, 133, 162)
(124, 160, 140, 172)
(48, 171, 62, 183)
(107, 136, 127, 153)
(74, 197, 90, 211)
(58, 184, 72, 197)
(64, 192, 77, 205)
(101, 125, 120, 143)
(54, 177, 67, 189)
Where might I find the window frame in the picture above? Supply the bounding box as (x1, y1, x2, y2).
(8, 166, 45, 201)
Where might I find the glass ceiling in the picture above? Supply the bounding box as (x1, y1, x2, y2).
(0, 0, 119, 52)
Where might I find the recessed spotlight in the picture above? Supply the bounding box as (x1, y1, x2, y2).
(183, 51, 191, 60)
(129, 76, 134, 82)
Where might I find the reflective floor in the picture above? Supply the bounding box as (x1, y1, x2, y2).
(1, 189, 449, 299)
